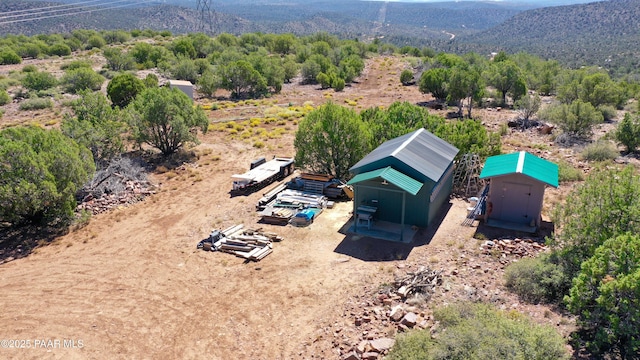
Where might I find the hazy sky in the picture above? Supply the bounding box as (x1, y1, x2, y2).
(367, 0, 596, 3)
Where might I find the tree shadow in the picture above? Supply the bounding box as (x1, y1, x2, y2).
(0, 224, 67, 264)
(416, 100, 445, 110)
(139, 148, 199, 172)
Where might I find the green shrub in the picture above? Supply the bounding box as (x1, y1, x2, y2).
(64, 37, 82, 52)
(434, 119, 502, 161)
(333, 77, 346, 92)
(597, 104, 617, 121)
(102, 48, 135, 72)
(128, 87, 209, 155)
(385, 330, 433, 360)
(552, 166, 640, 281)
(85, 35, 106, 49)
(102, 30, 131, 44)
(0, 126, 95, 225)
(98, 69, 117, 80)
(615, 113, 640, 153)
(47, 43, 71, 57)
(0, 77, 18, 91)
(0, 90, 10, 106)
(387, 302, 569, 360)
(316, 72, 331, 89)
(580, 140, 618, 162)
(61, 60, 92, 71)
(22, 65, 38, 73)
(17, 43, 45, 59)
(106, 73, 144, 108)
(62, 90, 126, 164)
(400, 69, 414, 85)
(557, 160, 584, 182)
(505, 253, 570, 303)
(19, 97, 53, 111)
(565, 233, 640, 358)
(61, 68, 104, 93)
(0, 49, 21, 65)
(22, 71, 58, 91)
(170, 56, 198, 83)
(540, 100, 603, 138)
(143, 73, 158, 88)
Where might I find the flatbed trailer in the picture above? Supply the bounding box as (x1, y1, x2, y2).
(231, 157, 294, 194)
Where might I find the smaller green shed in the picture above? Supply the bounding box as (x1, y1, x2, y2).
(479, 151, 558, 232)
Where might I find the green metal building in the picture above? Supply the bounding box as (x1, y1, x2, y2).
(479, 151, 558, 232)
(348, 128, 459, 230)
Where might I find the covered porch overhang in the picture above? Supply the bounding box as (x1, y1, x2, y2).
(347, 167, 423, 242)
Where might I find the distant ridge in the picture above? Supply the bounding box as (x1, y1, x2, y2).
(0, 0, 524, 37)
(457, 0, 640, 74)
(1, 0, 638, 76)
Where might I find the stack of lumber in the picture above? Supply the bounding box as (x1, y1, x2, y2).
(204, 224, 283, 261)
(296, 173, 348, 199)
(256, 182, 287, 210)
(260, 207, 295, 225)
(275, 189, 327, 208)
(300, 173, 333, 181)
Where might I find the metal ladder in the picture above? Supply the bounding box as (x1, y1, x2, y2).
(453, 153, 482, 197)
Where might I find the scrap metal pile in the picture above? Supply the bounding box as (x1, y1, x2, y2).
(197, 224, 283, 262)
(259, 189, 328, 226)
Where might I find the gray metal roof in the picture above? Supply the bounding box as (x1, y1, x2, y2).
(350, 128, 459, 183)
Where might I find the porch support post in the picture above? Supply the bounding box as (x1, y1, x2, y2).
(400, 191, 406, 240)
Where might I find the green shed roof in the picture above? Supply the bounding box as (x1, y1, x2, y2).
(479, 151, 559, 188)
(347, 166, 424, 195)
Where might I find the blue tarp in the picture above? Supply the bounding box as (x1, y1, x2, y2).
(295, 209, 316, 221)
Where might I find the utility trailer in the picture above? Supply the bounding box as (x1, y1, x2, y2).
(231, 157, 294, 194)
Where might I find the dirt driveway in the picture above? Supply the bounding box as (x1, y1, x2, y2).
(0, 138, 474, 360)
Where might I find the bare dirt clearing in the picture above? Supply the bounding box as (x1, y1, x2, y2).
(1, 55, 579, 359)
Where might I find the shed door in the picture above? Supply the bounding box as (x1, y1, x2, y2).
(377, 189, 402, 224)
(499, 182, 531, 224)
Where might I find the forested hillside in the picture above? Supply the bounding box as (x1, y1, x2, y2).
(5, 0, 638, 77)
(0, 0, 523, 38)
(459, 0, 640, 76)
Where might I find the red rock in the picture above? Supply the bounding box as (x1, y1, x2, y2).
(356, 340, 368, 354)
(389, 305, 404, 322)
(362, 352, 379, 359)
(369, 338, 395, 352)
(400, 312, 417, 327)
(343, 351, 359, 360)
